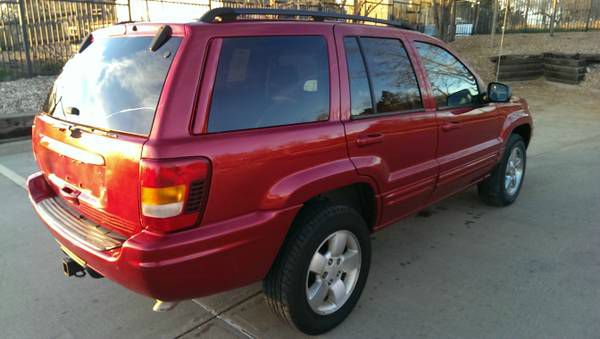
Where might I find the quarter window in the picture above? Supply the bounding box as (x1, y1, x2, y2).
(208, 36, 330, 133)
(415, 42, 479, 108)
(344, 37, 373, 116)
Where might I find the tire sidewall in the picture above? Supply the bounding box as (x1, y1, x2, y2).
(500, 136, 527, 204)
(288, 207, 371, 335)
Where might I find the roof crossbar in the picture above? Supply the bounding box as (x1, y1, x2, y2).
(198, 7, 416, 30)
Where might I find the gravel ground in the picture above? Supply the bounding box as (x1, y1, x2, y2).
(0, 76, 56, 116)
(450, 31, 600, 87)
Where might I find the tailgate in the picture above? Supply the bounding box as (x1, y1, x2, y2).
(31, 28, 183, 237)
(33, 115, 144, 236)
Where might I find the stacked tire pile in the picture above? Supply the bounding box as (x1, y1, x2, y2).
(543, 53, 587, 85)
(492, 55, 544, 82)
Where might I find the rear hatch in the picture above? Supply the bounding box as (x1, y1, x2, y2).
(32, 26, 182, 237)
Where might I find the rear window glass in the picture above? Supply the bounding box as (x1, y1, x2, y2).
(47, 36, 180, 136)
(208, 36, 330, 133)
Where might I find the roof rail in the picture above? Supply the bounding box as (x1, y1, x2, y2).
(198, 7, 416, 30)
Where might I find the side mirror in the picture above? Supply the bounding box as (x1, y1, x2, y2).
(487, 82, 511, 102)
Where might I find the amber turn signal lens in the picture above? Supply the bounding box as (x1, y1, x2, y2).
(141, 185, 186, 205)
(141, 185, 186, 218)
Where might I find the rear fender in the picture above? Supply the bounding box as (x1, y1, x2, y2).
(261, 158, 380, 217)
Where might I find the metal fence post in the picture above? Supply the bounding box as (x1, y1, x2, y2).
(585, 0, 593, 31)
(145, 0, 150, 21)
(490, 0, 498, 48)
(524, 0, 530, 31)
(550, 0, 558, 36)
(17, 0, 33, 77)
(473, 1, 480, 34)
(128, 0, 132, 21)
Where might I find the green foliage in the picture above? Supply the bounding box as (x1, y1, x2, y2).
(0, 68, 10, 81)
(35, 60, 64, 75)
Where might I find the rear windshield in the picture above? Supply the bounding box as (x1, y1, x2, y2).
(46, 36, 181, 136)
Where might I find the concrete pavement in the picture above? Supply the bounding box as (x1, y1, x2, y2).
(1, 80, 600, 338)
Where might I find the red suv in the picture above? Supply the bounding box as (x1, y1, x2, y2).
(27, 8, 532, 334)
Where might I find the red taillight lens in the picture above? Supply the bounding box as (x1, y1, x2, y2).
(140, 158, 210, 233)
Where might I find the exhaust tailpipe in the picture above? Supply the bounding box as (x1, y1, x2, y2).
(153, 300, 179, 312)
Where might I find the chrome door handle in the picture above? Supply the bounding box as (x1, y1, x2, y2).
(441, 122, 461, 131)
(356, 133, 384, 146)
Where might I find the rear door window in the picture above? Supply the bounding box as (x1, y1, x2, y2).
(358, 37, 423, 115)
(208, 36, 330, 133)
(48, 36, 181, 136)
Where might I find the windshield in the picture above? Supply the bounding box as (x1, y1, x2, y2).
(48, 35, 181, 136)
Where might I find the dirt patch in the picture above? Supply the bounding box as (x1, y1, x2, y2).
(582, 64, 600, 90)
(450, 31, 600, 85)
(506, 78, 600, 112)
(0, 76, 56, 116)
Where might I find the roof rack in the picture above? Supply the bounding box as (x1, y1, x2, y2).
(198, 7, 416, 30)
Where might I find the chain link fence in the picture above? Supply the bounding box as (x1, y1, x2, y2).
(1, 0, 599, 81)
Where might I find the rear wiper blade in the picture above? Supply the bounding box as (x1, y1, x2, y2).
(49, 96, 62, 116)
(149, 25, 172, 52)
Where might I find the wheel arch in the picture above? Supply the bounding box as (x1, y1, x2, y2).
(510, 123, 532, 148)
(260, 158, 380, 228)
(299, 182, 378, 231)
(501, 110, 533, 149)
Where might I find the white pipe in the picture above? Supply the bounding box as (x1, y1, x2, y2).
(495, 0, 510, 81)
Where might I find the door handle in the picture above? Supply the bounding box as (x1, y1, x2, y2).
(356, 133, 384, 146)
(441, 122, 462, 132)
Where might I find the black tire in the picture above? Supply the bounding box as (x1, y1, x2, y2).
(263, 202, 371, 335)
(478, 134, 527, 206)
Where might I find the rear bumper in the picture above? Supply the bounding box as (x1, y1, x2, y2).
(27, 172, 299, 301)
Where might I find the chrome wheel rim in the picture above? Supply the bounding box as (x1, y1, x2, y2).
(305, 230, 361, 315)
(505, 147, 524, 196)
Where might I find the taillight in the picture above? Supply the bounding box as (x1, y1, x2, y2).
(141, 185, 186, 217)
(140, 158, 210, 233)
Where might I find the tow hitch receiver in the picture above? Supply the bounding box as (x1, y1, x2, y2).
(62, 258, 105, 278)
(62, 258, 86, 277)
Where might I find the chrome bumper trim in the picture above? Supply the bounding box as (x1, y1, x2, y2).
(35, 197, 125, 251)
